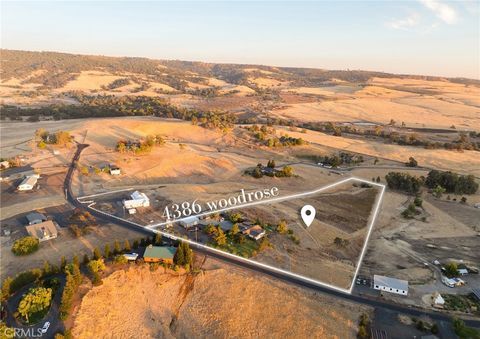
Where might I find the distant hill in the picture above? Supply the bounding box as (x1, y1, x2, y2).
(2, 49, 478, 91)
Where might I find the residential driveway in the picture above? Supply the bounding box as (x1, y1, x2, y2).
(5, 274, 65, 339)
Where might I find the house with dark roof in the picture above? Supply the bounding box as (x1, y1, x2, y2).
(143, 245, 176, 264)
(26, 212, 47, 225)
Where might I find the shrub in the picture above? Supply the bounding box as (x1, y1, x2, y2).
(114, 255, 128, 264)
(12, 236, 39, 256)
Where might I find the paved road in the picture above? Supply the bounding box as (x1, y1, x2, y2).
(66, 144, 480, 329)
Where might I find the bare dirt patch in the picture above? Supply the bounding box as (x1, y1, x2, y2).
(71, 261, 370, 338)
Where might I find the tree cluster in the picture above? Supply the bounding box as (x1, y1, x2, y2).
(173, 242, 193, 268)
(18, 287, 52, 323)
(425, 170, 478, 195)
(385, 172, 424, 194)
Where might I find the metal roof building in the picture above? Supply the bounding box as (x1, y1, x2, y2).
(373, 275, 408, 296)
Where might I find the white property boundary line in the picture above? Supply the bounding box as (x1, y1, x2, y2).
(81, 176, 385, 294)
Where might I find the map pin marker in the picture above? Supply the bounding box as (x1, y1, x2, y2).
(301, 205, 316, 227)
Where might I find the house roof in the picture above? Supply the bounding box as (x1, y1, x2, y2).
(19, 175, 38, 187)
(130, 190, 149, 201)
(25, 220, 57, 240)
(26, 212, 47, 224)
(179, 216, 199, 225)
(143, 246, 176, 260)
(243, 225, 265, 237)
(373, 275, 408, 291)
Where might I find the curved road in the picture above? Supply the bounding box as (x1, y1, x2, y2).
(66, 144, 480, 328)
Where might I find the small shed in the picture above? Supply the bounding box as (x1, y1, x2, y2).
(109, 166, 121, 175)
(18, 175, 38, 191)
(433, 292, 445, 307)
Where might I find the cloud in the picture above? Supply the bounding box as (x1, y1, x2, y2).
(419, 0, 458, 24)
(387, 13, 420, 30)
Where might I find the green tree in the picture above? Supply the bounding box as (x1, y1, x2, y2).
(173, 244, 185, 266)
(406, 157, 418, 167)
(18, 287, 52, 323)
(214, 227, 227, 246)
(72, 255, 79, 267)
(252, 167, 262, 178)
(181, 242, 193, 267)
(113, 240, 121, 254)
(65, 263, 82, 286)
(60, 256, 67, 270)
(93, 247, 102, 260)
(83, 254, 90, 265)
(1, 276, 12, 302)
(124, 240, 131, 252)
(445, 262, 459, 278)
(281, 165, 294, 177)
(87, 259, 106, 285)
(59, 272, 76, 320)
(229, 212, 242, 223)
(133, 239, 139, 249)
(11, 236, 39, 256)
(258, 237, 271, 251)
(276, 220, 288, 234)
(433, 185, 446, 198)
(154, 233, 162, 246)
(267, 159, 276, 168)
(357, 325, 368, 339)
(414, 196, 423, 207)
(43, 261, 51, 277)
(114, 255, 128, 264)
(229, 223, 240, 237)
(104, 244, 111, 258)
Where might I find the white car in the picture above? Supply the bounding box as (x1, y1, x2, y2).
(40, 321, 50, 334)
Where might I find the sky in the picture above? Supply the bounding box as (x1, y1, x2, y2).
(1, 1, 479, 78)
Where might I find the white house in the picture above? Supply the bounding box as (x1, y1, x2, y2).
(123, 191, 150, 209)
(373, 275, 409, 296)
(17, 175, 39, 191)
(109, 166, 121, 175)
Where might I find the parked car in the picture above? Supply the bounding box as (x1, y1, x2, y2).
(40, 322, 50, 334)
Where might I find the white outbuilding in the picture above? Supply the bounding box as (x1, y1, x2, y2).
(433, 292, 445, 307)
(123, 191, 150, 209)
(373, 275, 409, 296)
(17, 175, 39, 191)
(179, 216, 199, 229)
